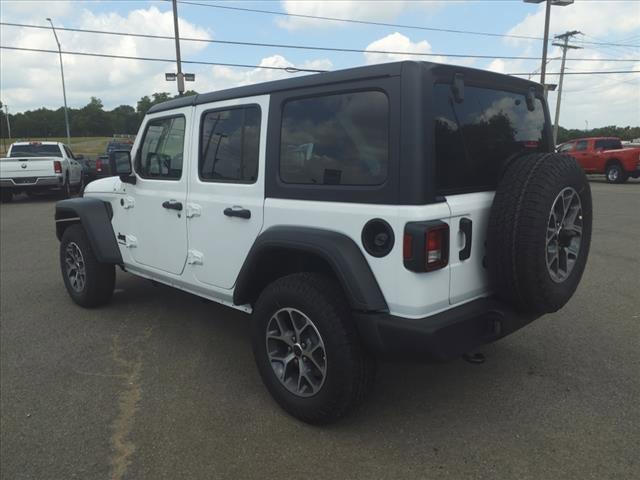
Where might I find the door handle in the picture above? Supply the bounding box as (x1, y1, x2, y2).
(459, 218, 472, 261)
(223, 207, 251, 219)
(162, 200, 183, 211)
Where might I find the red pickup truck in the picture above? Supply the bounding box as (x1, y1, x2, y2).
(557, 137, 640, 183)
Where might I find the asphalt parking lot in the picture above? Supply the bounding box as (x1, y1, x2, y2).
(1, 178, 638, 480)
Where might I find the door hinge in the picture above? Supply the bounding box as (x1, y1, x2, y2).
(122, 196, 135, 209)
(125, 235, 137, 248)
(185, 203, 202, 218)
(187, 250, 204, 265)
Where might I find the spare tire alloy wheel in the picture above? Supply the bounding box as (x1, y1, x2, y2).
(546, 187, 583, 283)
(266, 307, 327, 397)
(488, 153, 592, 314)
(64, 242, 86, 293)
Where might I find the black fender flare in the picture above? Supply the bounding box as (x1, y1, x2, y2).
(55, 197, 123, 264)
(233, 226, 388, 312)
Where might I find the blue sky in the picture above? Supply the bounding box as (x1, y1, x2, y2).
(1, 0, 639, 128)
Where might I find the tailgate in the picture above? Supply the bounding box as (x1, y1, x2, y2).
(0, 158, 57, 177)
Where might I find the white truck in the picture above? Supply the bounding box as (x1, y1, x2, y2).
(0, 141, 84, 202)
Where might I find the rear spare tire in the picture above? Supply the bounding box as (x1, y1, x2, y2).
(488, 153, 592, 314)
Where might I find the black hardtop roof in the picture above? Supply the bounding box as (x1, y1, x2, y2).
(147, 61, 542, 114)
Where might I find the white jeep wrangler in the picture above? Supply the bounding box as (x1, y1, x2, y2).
(55, 61, 591, 424)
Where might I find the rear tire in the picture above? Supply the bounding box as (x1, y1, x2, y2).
(0, 190, 12, 203)
(605, 162, 627, 184)
(60, 224, 115, 307)
(251, 273, 376, 424)
(488, 153, 592, 314)
(77, 174, 85, 196)
(60, 175, 71, 199)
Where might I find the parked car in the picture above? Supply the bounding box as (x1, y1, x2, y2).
(54, 61, 592, 424)
(0, 141, 84, 202)
(557, 136, 640, 183)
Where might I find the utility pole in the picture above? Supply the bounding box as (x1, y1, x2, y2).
(171, 0, 184, 96)
(46, 18, 71, 146)
(552, 30, 582, 144)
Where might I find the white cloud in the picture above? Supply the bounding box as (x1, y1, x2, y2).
(499, 1, 640, 128)
(0, 0, 75, 19)
(364, 32, 444, 65)
(201, 55, 333, 93)
(277, 0, 444, 30)
(0, 6, 212, 112)
(487, 59, 506, 74)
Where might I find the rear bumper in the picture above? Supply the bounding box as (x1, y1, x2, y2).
(354, 298, 540, 362)
(0, 176, 63, 189)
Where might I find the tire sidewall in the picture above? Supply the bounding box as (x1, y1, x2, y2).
(606, 164, 621, 183)
(251, 280, 355, 419)
(527, 160, 592, 311)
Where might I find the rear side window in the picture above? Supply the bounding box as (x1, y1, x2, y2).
(136, 116, 185, 180)
(575, 140, 588, 151)
(434, 84, 548, 193)
(280, 90, 389, 186)
(200, 106, 261, 183)
(594, 139, 622, 150)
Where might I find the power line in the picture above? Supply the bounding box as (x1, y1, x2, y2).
(0, 45, 328, 72)
(173, 0, 640, 49)
(2, 45, 639, 77)
(508, 70, 640, 76)
(2, 22, 638, 63)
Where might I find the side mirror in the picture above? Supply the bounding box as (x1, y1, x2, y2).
(75, 154, 85, 161)
(109, 150, 136, 184)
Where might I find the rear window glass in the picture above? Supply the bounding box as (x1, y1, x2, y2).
(434, 84, 548, 193)
(280, 90, 389, 186)
(107, 142, 133, 153)
(9, 144, 62, 157)
(594, 139, 622, 150)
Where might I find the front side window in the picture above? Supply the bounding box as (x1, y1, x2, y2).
(558, 143, 574, 153)
(280, 90, 389, 186)
(575, 140, 588, 151)
(199, 106, 261, 183)
(434, 84, 548, 193)
(136, 116, 185, 180)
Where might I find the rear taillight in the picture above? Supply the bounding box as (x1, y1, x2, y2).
(96, 158, 102, 172)
(53, 160, 62, 174)
(403, 221, 449, 272)
(425, 225, 449, 271)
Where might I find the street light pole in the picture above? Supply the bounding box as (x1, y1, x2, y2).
(46, 18, 71, 146)
(171, 0, 185, 96)
(523, 0, 574, 97)
(3, 104, 11, 141)
(540, 0, 552, 89)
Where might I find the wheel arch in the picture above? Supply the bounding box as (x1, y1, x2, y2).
(233, 226, 388, 313)
(605, 157, 622, 169)
(55, 197, 122, 264)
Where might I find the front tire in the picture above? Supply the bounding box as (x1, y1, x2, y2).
(60, 224, 115, 307)
(251, 273, 376, 424)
